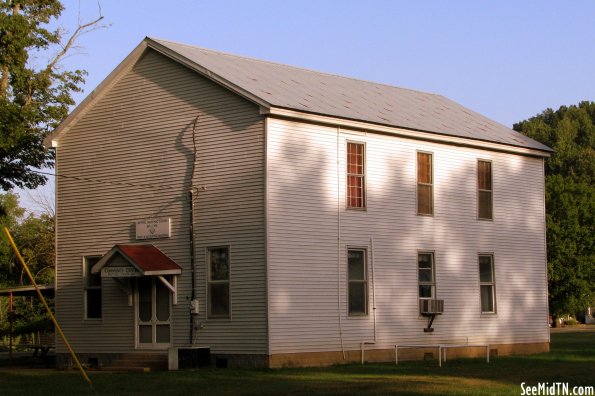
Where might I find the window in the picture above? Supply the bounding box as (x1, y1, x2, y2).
(417, 152, 433, 215)
(478, 160, 493, 219)
(347, 142, 365, 209)
(84, 256, 102, 319)
(208, 247, 230, 318)
(348, 249, 367, 315)
(479, 255, 496, 313)
(418, 252, 435, 312)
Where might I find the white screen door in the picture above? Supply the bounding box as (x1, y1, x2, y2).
(137, 277, 171, 348)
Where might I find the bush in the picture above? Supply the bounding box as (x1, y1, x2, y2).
(564, 318, 580, 326)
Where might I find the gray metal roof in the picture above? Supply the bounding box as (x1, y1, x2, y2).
(150, 38, 552, 153)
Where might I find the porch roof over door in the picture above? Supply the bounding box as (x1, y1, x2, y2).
(91, 244, 182, 277)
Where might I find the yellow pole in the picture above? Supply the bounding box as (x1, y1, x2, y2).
(3, 227, 94, 388)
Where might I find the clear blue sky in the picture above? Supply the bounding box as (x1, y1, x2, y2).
(16, 0, 595, 213)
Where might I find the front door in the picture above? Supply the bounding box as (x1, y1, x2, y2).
(136, 277, 171, 348)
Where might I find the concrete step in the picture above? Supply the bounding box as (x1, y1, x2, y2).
(102, 353, 168, 371)
(103, 366, 152, 372)
(109, 364, 167, 370)
(109, 356, 167, 363)
(118, 353, 167, 361)
(109, 360, 166, 368)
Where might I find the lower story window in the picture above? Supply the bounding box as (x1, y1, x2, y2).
(348, 249, 368, 315)
(84, 256, 102, 319)
(208, 246, 230, 318)
(418, 252, 435, 312)
(479, 255, 496, 313)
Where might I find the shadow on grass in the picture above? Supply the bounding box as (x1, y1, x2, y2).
(0, 332, 593, 396)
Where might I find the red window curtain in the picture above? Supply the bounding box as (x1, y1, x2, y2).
(417, 152, 433, 215)
(347, 143, 365, 208)
(478, 161, 492, 219)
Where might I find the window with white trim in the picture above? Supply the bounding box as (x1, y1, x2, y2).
(479, 255, 496, 313)
(417, 152, 433, 215)
(84, 256, 102, 319)
(348, 249, 368, 315)
(208, 247, 230, 318)
(347, 142, 365, 209)
(418, 252, 435, 312)
(478, 160, 493, 220)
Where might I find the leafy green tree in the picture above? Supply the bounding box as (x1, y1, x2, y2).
(514, 101, 594, 319)
(0, 192, 25, 286)
(0, 0, 103, 190)
(0, 192, 55, 338)
(0, 192, 55, 286)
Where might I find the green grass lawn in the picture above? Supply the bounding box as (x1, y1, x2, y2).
(1, 331, 593, 396)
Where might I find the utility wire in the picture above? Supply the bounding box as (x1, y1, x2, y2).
(31, 169, 181, 191)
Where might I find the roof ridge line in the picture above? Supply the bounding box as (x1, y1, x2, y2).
(149, 37, 442, 98)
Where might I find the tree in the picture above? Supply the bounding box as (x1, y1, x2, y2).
(0, 191, 24, 285)
(0, 191, 54, 287)
(0, 0, 103, 191)
(514, 101, 595, 319)
(0, 192, 55, 338)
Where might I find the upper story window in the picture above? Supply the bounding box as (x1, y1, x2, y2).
(348, 249, 368, 316)
(479, 255, 496, 313)
(417, 152, 433, 215)
(477, 160, 493, 220)
(347, 142, 365, 209)
(84, 256, 102, 320)
(208, 246, 231, 318)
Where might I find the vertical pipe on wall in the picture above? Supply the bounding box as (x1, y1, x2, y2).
(189, 114, 201, 344)
(189, 188, 197, 344)
(361, 238, 378, 365)
(370, 237, 377, 343)
(542, 157, 550, 340)
(337, 127, 345, 359)
(53, 148, 59, 355)
(264, 116, 271, 358)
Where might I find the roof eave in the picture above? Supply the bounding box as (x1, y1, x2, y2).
(144, 269, 182, 276)
(265, 107, 552, 158)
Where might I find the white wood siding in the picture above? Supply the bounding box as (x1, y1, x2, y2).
(56, 49, 266, 354)
(267, 117, 548, 354)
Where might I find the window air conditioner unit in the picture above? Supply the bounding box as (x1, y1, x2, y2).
(420, 299, 444, 315)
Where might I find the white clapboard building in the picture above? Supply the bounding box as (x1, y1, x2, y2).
(48, 38, 552, 369)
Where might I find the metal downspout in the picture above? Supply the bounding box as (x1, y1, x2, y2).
(361, 237, 377, 364)
(189, 115, 201, 344)
(189, 188, 197, 343)
(542, 157, 550, 342)
(371, 236, 377, 343)
(337, 127, 345, 359)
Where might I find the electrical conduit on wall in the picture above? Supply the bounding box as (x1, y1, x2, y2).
(360, 237, 378, 364)
(337, 127, 345, 359)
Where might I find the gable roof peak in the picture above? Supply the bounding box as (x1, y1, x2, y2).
(148, 37, 442, 97)
(49, 37, 552, 154)
(145, 38, 551, 153)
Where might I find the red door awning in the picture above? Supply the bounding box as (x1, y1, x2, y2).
(92, 244, 182, 277)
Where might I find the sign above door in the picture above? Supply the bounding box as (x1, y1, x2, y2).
(135, 217, 171, 240)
